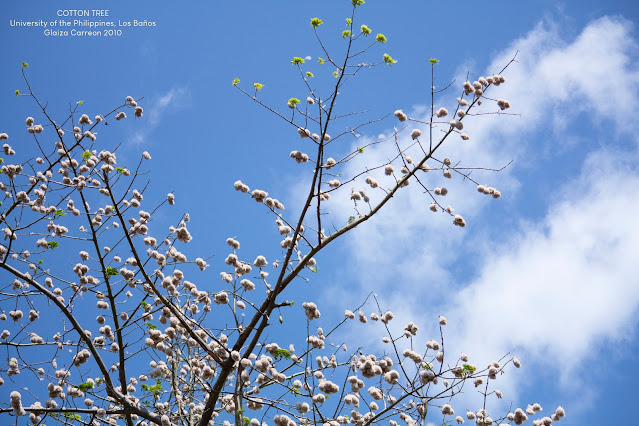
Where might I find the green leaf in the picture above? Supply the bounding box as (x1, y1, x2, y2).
(243, 417, 250, 426)
(22, 62, 29, 68)
(81, 150, 92, 161)
(232, 78, 240, 86)
(141, 379, 163, 396)
(279, 314, 283, 324)
(77, 100, 83, 105)
(140, 301, 150, 308)
(63, 413, 81, 421)
(342, 30, 351, 39)
(375, 34, 387, 43)
(333, 71, 339, 78)
(383, 53, 396, 66)
(96, 378, 104, 385)
(352, 0, 365, 7)
(254, 82, 263, 91)
(429, 58, 439, 64)
(274, 348, 292, 360)
(54, 209, 66, 217)
(288, 98, 300, 107)
(38, 259, 43, 264)
(310, 17, 323, 28)
(346, 18, 352, 26)
(308, 266, 318, 273)
(104, 267, 119, 277)
(291, 57, 305, 65)
(361, 25, 371, 35)
(348, 215, 356, 223)
(47, 240, 59, 250)
(318, 57, 325, 65)
(306, 71, 314, 78)
(77, 381, 94, 392)
(115, 167, 126, 174)
(462, 363, 476, 375)
(146, 323, 157, 330)
(358, 146, 364, 153)
(14, 89, 20, 96)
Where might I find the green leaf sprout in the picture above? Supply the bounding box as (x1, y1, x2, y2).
(429, 58, 439, 64)
(105, 267, 119, 277)
(291, 57, 305, 65)
(318, 57, 325, 65)
(22, 62, 29, 68)
(376, 34, 387, 43)
(254, 82, 263, 91)
(352, 0, 365, 7)
(361, 25, 371, 35)
(232, 78, 240, 85)
(47, 240, 59, 250)
(310, 17, 323, 28)
(306, 71, 314, 78)
(274, 348, 292, 360)
(342, 30, 351, 39)
(383, 53, 396, 66)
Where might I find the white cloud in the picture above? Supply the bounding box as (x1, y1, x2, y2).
(309, 15, 639, 416)
(131, 87, 190, 145)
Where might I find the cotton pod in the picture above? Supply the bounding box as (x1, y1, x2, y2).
(394, 109, 407, 122)
(453, 214, 466, 227)
(410, 129, 422, 140)
(436, 107, 448, 118)
(297, 128, 311, 138)
(10, 391, 25, 416)
(384, 165, 394, 176)
(442, 403, 455, 415)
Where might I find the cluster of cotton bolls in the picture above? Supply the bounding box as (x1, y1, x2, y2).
(289, 150, 309, 163)
(477, 184, 501, 199)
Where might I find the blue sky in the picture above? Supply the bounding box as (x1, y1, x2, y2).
(2, 1, 639, 424)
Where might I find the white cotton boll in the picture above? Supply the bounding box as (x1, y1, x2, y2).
(436, 108, 448, 118)
(297, 128, 311, 138)
(385, 165, 394, 175)
(513, 357, 521, 368)
(441, 403, 454, 415)
(394, 109, 408, 122)
(10, 391, 26, 416)
(142, 151, 151, 160)
(429, 203, 438, 212)
(410, 129, 422, 140)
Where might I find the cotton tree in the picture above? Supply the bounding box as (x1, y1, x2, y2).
(0, 2, 563, 426)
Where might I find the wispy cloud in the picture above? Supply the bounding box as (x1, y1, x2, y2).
(300, 15, 639, 417)
(131, 87, 190, 145)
